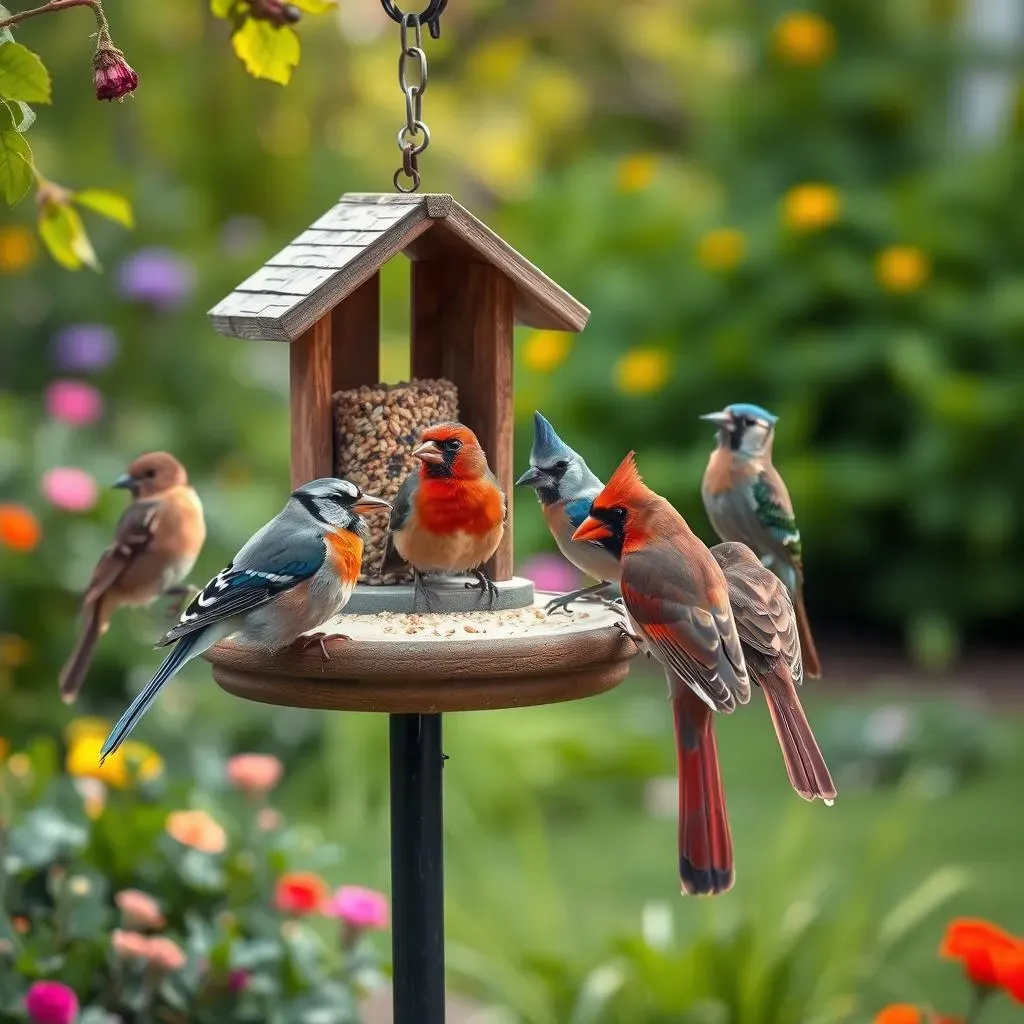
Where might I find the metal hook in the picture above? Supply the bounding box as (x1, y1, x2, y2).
(381, 0, 447, 39)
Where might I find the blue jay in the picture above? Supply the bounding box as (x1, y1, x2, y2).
(516, 411, 621, 614)
(100, 478, 391, 760)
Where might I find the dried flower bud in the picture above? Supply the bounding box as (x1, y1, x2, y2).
(282, 4, 301, 22)
(93, 46, 138, 102)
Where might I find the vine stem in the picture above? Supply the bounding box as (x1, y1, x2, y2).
(0, 0, 107, 34)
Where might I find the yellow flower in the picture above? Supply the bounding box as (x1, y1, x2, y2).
(696, 228, 747, 272)
(783, 183, 840, 232)
(166, 809, 228, 855)
(66, 734, 164, 790)
(772, 11, 835, 66)
(614, 348, 671, 395)
(64, 717, 112, 744)
(875, 245, 930, 293)
(7, 753, 31, 780)
(0, 225, 38, 274)
(522, 330, 572, 374)
(616, 154, 659, 194)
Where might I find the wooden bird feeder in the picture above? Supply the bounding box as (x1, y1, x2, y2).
(204, 192, 637, 1024)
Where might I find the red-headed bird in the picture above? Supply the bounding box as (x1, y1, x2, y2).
(380, 422, 506, 607)
(711, 541, 835, 803)
(572, 452, 749, 895)
(59, 451, 206, 704)
(700, 404, 822, 678)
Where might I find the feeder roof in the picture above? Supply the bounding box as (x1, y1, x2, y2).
(208, 192, 590, 343)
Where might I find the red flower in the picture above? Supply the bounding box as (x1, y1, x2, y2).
(940, 918, 1021, 988)
(993, 943, 1024, 1003)
(874, 1006, 920, 1024)
(274, 871, 329, 916)
(93, 45, 138, 102)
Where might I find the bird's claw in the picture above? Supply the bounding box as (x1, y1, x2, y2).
(464, 570, 498, 609)
(544, 595, 575, 616)
(295, 632, 346, 661)
(615, 622, 644, 648)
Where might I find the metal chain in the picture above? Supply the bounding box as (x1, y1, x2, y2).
(393, 12, 430, 193)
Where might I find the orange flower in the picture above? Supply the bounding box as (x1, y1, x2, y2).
(993, 943, 1024, 1003)
(166, 809, 228, 855)
(772, 11, 835, 66)
(226, 753, 283, 794)
(940, 918, 1021, 988)
(0, 504, 41, 553)
(874, 1006, 920, 1024)
(274, 871, 330, 916)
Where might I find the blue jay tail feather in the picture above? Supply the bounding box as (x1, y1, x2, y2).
(59, 600, 105, 704)
(100, 632, 205, 762)
(674, 689, 734, 896)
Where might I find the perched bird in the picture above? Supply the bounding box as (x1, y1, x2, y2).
(572, 452, 749, 895)
(515, 411, 620, 614)
(700, 403, 822, 678)
(100, 478, 391, 760)
(59, 452, 206, 705)
(711, 541, 835, 803)
(380, 422, 506, 608)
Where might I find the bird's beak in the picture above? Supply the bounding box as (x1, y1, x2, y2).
(700, 411, 732, 428)
(412, 440, 445, 465)
(515, 467, 545, 488)
(112, 473, 134, 489)
(572, 516, 612, 543)
(354, 493, 392, 514)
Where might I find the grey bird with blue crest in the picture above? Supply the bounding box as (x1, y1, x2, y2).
(516, 411, 621, 614)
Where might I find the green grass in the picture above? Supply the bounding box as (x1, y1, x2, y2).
(308, 671, 1024, 1023)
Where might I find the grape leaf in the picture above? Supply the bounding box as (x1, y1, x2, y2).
(232, 19, 300, 86)
(73, 188, 133, 228)
(0, 41, 52, 104)
(39, 200, 99, 271)
(210, 0, 236, 17)
(290, 0, 336, 12)
(0, 125, 31, 204)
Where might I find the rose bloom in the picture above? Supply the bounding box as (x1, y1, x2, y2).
(274, 871, 330, 915)
(24, 981, 78, 1024)
(112, 928, 152, 959)
(227, 753, 283, 794)
(166, 809, 228, 855)
(147, 936, 187, 972)
(115, 888, 165, 930)
(327, 885, 389, 931)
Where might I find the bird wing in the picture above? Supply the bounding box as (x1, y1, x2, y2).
(621, 543, 749, 711)
(711, 543, 802, 687)
(379, 473, 418, 574)
(82, 501, 161, 604)
(485, 468, 509, 523)
(752, 465, 803, 570)
(158, 525, 326, 646)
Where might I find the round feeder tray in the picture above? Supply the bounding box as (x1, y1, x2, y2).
(205, 586, 637, 713)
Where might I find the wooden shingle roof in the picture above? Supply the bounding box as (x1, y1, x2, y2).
(208, 193, 590, 343)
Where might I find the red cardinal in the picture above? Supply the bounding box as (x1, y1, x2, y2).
(380, 422, 506, 607)
(573, 452, 749, 895)
(710, 542, 835, 803)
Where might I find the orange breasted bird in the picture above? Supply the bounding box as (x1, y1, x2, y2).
(711, 541, 835, 803)
(700, 404, 822, 678)
(59, 452, 206, 704)
(572, 452, 750, 895)
(380, 422, 506, 608)
(100, 478, 391, 760)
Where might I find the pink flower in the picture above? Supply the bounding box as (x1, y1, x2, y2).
(45, 380, 103, 426)
(24, 981, 79, 1024)
(111, 928, 151, 960)
(257, 807, 283, 832)
(114, 888, 165, 930)
(41, 468, 98, 513)
(228, 969, 250, 992)
(327, 885, 389, 931)
(146, 936, 187, 973)
(519, 553, 580, 594)
(226, 753, 283, 794)
(93, 45, 138, 101)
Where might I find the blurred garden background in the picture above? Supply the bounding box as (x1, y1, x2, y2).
(2, 0, 1024, 1020)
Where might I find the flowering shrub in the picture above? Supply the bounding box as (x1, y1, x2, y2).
(0, 721, 388, 1023)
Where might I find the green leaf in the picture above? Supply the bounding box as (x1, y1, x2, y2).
(13, 99, 34, 130)
(72, 188, 133, 228)
(210, 0, 237, 15)
(0, 4, 13, 45)
(0, 41, 52, 103)
(0, 126, 31, 205)
(39, 200, 99, 271)
(232, 19, 300, 85)
(290, 0, 336, 12)
(0, 97, 12, 129)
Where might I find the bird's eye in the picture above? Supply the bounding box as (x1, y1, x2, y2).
(145, 469, 157, 478)
(609, 506, 627, 523)
(743, 417, 756, 427)
(554, 460, 569, 473)
(446, 438, 462, 451)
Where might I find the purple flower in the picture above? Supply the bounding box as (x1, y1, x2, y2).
(52, 324, 118, 372)
(519, 553, 580, 594)
(24, 981, 79, 1024)
(118, 248, 195, 311)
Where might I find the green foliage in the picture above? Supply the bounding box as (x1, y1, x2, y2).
(0, 734, 382, 1023)
(0, 40, 51, 103)
(38, 200, 98, 271)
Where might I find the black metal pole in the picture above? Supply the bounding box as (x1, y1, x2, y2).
(389, 712, 445, 1023)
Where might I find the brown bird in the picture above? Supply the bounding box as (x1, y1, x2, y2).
(58, 452, 206, 704)
(710, 541, 835, 803)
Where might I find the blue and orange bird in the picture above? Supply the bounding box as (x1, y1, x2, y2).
(99, 478, 391, 760)
(700, 404, 822, 678)
(515, 411, 620, 614)
(711, 541, 835, 803)
(573, 452, 750, 895)
(59, 452, 207, 704)
(379, 422, 506, 607)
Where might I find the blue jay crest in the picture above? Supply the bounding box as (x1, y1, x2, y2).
(530, 411, 574, 465)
